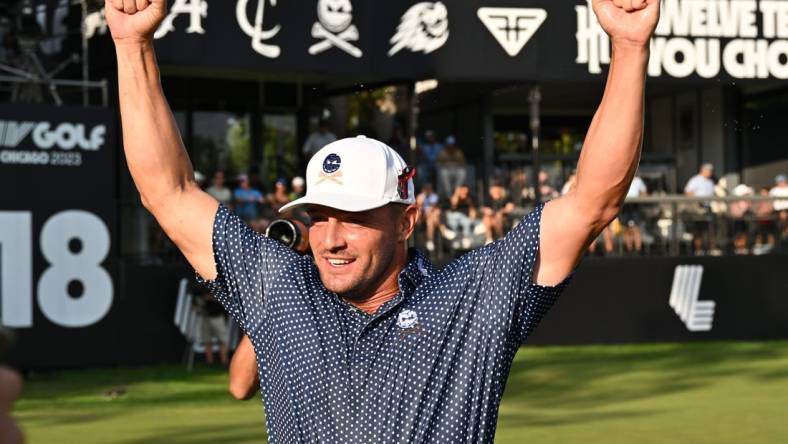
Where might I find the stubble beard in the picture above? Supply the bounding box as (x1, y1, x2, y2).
(321, 242, 398, 302)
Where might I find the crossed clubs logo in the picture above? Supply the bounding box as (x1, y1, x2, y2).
(236, 0, 282, 58)
(309, 0, 363, 58)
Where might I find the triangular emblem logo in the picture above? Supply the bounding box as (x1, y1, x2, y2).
(477, 7, 547, 57)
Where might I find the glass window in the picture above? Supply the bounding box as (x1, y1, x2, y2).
(192, 111, 252, 179)
(262, 114, 298, 185)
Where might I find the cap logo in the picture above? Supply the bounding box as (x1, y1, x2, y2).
(318, 153, 344, 185)
(397, 166, 416, 199)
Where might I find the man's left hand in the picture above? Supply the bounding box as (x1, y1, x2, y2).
(593, 0, 660, 48)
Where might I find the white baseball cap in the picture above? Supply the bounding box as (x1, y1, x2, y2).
(279, 136, 416, 213)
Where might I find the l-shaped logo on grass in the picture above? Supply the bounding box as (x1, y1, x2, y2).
(669, 265, 716, 332)
(477, 7, 547, 57)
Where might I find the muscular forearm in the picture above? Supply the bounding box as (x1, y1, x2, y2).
(572, 44, 649, 229)
(116, 41, 197, 210)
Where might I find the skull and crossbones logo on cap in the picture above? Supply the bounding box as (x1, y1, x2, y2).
(309, 0, 363, 58)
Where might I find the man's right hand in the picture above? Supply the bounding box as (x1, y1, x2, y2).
(105, 0, 167, 44)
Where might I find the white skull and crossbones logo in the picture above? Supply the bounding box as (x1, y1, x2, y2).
(309, 0, 363, 58)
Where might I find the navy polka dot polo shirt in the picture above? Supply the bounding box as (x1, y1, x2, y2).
(198, 203, 570, 443)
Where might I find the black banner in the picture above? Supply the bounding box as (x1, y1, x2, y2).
(0, 104, 118, 367)
(0, 104, 116, 199)
(8, 254, 788, 369)
(83, 0, 788, 82)
(529, 255, 788, 346)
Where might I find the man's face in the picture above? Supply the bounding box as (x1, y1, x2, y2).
(489, 185, 504, 200)
(213, 172, 224, 186)
(701, 167, 714, 178)
(307, 205, 405, 300)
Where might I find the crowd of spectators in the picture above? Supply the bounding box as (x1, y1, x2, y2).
(687, 167, 788, 256)
(411, 131, 787, 257)
(197, 130, 787, 259)
(201, 169, 307, 235)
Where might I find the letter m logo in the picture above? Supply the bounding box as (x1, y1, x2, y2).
(669, 265, 715, 332)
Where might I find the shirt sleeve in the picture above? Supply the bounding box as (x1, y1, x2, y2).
(474, 203, 572, 343)
(685, 177, 698, 194)
(196, 204, 301, 332)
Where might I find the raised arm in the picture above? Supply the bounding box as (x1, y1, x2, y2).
(106, 0, 219, 279)
(535, 0, 660, 285)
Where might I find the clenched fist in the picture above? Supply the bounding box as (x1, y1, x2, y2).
(593, 0, 660, 47)
(105, 0, 167, 44)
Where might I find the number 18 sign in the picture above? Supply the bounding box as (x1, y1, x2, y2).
(0, 104, 117, 334)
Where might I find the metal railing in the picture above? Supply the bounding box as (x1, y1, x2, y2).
(119, 194, 787, 264)
(504, 195, 787, 258)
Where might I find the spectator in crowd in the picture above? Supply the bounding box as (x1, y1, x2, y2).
(416, 183, 442, 252)
(684, 163, 716, 254)
(445, 184, 477, 250)
(268, 178, 292, 213)
(0, 366, 23, 444)
(710, 176, 729, 216)
(685, 163, 716, 197)
(621, 175, 648, 254)
(482, 182, 515, 245)
(509, 168, 530, 207)
(417, 130, 443, 187)
(436, 136, 467, 197)
(289, 176, 306, 201)
(729, 184, 754, 255)
(387, 122, 412, 162)
(303, 119, 337, 160)
(770, 174, 788, 238)
(248, 167, 268, 195)
(523, 170, 560, 203)
(205, 170, 232, 208)
(233, 174, 265, 223)
(754, 187, 776, 255)
(281, 177, 310, 225)
(192, 283, 229, 366)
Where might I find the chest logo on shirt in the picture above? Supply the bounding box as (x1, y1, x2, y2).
(397, 309, 425, 340)
(318, 153, 344, 185)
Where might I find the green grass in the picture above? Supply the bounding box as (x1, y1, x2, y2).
(14, 341, 788, 443)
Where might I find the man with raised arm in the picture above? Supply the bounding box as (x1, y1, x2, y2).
(107, 0, 659, 442)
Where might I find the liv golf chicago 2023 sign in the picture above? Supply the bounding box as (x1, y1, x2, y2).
(0, 104, 118, 366)
(81, 0, 788, 82)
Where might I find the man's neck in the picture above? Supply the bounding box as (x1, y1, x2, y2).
(345, 289, 399, 315)
(344, 249, 409, 315)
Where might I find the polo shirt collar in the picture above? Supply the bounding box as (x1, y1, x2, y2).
(364, 249, 432, 319)
(399, 248, 434, 292)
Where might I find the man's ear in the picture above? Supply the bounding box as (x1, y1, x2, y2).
(398, 204, 420, 242)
